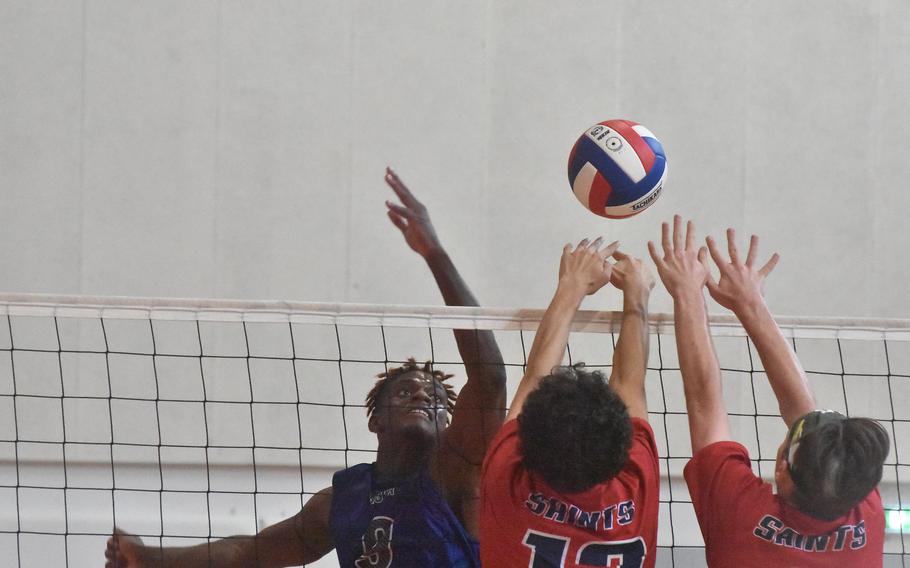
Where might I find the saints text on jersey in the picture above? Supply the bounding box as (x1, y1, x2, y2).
(524, 492, 635, 531)
(753, 515, 867, 552)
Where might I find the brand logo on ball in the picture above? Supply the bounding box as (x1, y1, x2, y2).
(590, 126, 604, 137)
(632, 186, 662, 210)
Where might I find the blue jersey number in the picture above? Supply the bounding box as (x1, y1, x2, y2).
(523, 530, 646, 567)
(355, 516, 395, 568)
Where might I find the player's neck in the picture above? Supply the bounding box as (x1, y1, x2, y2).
(374, 436, 433, 482)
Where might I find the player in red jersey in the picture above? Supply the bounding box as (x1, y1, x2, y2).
(649, 216, 890, 567)
(481, 237, 660, 568)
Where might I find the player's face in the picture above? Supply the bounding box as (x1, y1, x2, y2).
(378, 371, 449, 437)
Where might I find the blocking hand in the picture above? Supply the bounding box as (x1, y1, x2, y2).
(705, 229, 780, 314)
(647, 215, 710, 298)
(610, 250, 656, 295)
(558, 237, 620, 296)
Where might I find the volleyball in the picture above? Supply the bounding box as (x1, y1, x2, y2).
(567, 119, 668, 218)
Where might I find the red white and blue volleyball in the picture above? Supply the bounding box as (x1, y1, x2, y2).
(567, 119, 668, 218)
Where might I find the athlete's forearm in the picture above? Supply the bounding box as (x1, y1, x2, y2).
(609, 289, 651, 418)
(734, 300, 815, 427)
(134, 537, 251, 568)
(139, 534, 317, 568)
(674, 290, 730, 452)
(507, 282, 585, 421)
(425, 248, 479, 308)
(425, 248, 506, 383)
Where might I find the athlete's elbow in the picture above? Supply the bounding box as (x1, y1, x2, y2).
(489, 367, 507, 389)
(465, 362, 507, 386)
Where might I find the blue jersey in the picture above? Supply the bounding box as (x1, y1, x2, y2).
(329, 463, 480, 567)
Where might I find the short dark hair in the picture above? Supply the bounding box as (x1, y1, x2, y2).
(789, 415, 890, 521)
(518, 364, 632, 494)
(365, 358, 457, 421)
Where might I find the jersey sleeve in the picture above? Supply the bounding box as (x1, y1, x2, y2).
(625, 417, 661, 492)
(683, 441, 764, 545)
(481, 420, 525, 505)
(481, 420, 522, 493)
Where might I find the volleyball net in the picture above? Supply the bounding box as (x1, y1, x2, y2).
(0, 293, 908, 567)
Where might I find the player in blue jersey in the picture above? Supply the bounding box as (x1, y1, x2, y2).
(105, 168, 506, 567)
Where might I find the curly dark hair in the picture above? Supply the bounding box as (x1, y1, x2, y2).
(518, 364, 632, 494)
(790, 416, 890, 521)
(365, 358, 458, 422)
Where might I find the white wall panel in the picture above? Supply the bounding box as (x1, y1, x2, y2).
(872, 0, 910, 319)
(741, 1, 881, 317)
(606, 0, 753, 316)
(216, 0, 352, 302)
(81, 0, 219, 297)
(346, 0, 489, 306)
(4, 0, 909, 317)
(483, 1, 628, 312)
(0, 1, 83, 293)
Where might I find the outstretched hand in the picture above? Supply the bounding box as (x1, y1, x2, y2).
(105, 528, 146, 568)
(610, 250, 656, 296)
(648, 215, 710, 299)
(558, 237, 620, 296)
(705, 229, 780, 314)
(384, 167, 442, 258)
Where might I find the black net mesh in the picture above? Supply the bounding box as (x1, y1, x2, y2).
(0, 300, 907, 567)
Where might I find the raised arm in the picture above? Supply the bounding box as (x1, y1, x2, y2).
(384, 167, 506, 463)
(649, 216, 730, 453)
(506, 238, 618, 422)
(705, 229, 815, 427)
(607, 251, 656, 420)
(104, 487, 334, 568)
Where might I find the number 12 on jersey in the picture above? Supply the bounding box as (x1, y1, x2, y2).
(522, 530, 646, 568)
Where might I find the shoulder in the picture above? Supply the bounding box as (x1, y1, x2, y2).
(293, 487, 336, 561)
(862, 487, 883, 510)
(686, 440, 752, 475)
(480, 420, 526, 500)
(621, 418, 660, 480)
(332, 462, 372, 487)
(684, 442, 769, 521)
(857, 488, 886, 529)
(684, 441, 759, 494)
(481, 420, 521, 477)
(298, 486, 335, 528)
(629, 417, 658, 453)
(331, 463, 373, 511)
(860, 488, 886, 544)
(307, 486, 335, 515)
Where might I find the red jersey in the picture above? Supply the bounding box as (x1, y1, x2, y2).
(480, 418, 661, 568)
(684, 441, 884, 568)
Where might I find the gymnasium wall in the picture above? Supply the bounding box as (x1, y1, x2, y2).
(2, 0, 909, 319)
